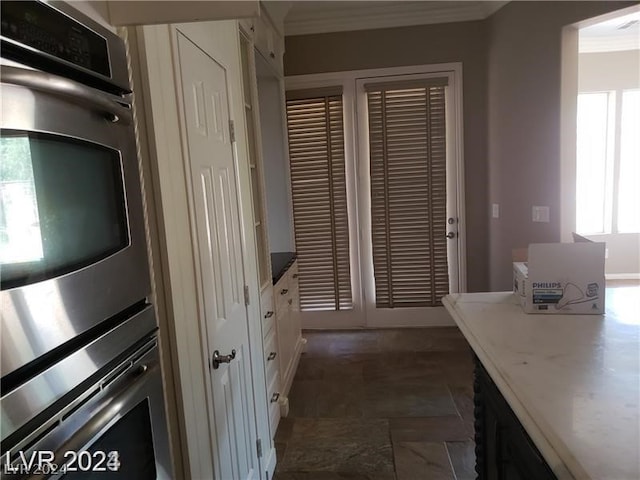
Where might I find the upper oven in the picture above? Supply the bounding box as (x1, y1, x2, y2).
(0, 1, 151, 380)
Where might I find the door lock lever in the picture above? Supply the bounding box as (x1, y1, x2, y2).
(212, 349, 236, 369)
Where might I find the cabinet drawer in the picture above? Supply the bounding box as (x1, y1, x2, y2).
(289, 262, 299, 285)
(267, 370, 281, 433)
(238, 17, 255, 38)
(264, 327, 279, 385)
(260, 285, 275, 336)
(275, 276, 290, 311)
(254, 14, 271, 58)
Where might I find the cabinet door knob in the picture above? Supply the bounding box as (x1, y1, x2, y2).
(267, 352, 277, 361)
(280, 289, 288, 295)
(270, 392, 280, 403)
(270, 51, 275, 59)
(264, 311, 274, 319)
(288, 299, 292, 306)
(211, 349, 236, 369)
(292, 273, 299, 279)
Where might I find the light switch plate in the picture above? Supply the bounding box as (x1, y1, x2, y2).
(532, 206, 550, 223)
(492, 203, 500, 218)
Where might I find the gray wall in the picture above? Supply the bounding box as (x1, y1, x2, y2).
(285, 20, 490, 292)
(578, 49, 640, 91)
(284, 1, 636, 292)
(487, 1, 636, 290)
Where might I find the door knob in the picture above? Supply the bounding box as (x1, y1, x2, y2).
(446, 232, 456, 239)
(212, 349, 236, 369)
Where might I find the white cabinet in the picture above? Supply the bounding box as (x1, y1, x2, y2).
(133, 19, 278, 479)
(239, 33, 271, 290)
(273, 261, 302, 401)
(240, 10, 284, 77)
(254, 14, 284, 76)
(238, 14, 302, 438)
(260, 285, 281, 433)
(107, 1, 259, 26)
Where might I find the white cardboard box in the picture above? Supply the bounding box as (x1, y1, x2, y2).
(513, 242, 605, 314)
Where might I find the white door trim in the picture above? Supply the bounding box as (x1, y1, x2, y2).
(286, 63, 467, 329)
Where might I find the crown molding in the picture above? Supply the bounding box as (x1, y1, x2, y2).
(284, 1, 508, 37)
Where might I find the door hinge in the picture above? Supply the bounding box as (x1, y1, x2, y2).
(256, 438, 262, 458)
(229, 120, 236, 143)
(244, 285, 250, 306)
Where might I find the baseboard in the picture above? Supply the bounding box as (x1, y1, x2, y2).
(281, 335, 304, 399)
(302, 306, 455, 329)
(264, 444, 277, 480)
(606, 273, 640, 280)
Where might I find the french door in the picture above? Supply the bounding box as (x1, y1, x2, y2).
(287, 65, 465, 329)
(356, 71, 463, 328)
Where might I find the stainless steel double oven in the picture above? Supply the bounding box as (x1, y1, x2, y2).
(1, 2, 171, 478)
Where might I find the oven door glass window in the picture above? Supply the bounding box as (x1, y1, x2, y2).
(61, 399, 157, 479)
(0, 131, 128, 289)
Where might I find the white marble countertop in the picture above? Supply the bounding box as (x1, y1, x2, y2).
(443, 287, 640, 480)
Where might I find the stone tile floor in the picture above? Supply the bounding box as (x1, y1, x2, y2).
(273, 328, 476, 480)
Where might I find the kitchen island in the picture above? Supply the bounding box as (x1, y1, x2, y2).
(443, 287, 639, 480)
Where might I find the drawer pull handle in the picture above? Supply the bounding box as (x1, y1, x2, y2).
(270, 392, 280, 403)
(280, 289, 288, 295)
(264, 311, 274, 319)
(267, 352, 277, 361)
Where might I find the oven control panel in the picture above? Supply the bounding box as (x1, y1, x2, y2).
(1, 1, 110, 77)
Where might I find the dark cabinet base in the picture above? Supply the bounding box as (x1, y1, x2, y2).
(473, 357, 557, 480)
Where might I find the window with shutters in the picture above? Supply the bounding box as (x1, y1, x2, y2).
(285, 88, 353, 311)
(365, 79, 450, 308)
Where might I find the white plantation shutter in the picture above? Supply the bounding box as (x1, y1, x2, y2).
(286, 87, 352, 311)
(365, 78, 449, 308)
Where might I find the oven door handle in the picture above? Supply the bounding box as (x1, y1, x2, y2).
(1, 65, 132, 125)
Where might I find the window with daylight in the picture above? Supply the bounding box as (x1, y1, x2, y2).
(576, 89, 640, 234)
(285, 87, 352, 311)
(365, 79, 449, 308)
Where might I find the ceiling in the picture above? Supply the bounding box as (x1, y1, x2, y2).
(264, 1, 639, 53)
(276, 1, 508, 36)
(579, 10, 640, 53)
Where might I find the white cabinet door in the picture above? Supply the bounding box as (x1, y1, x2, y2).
(177, 32, 259, 480)
(274, 263, 302, 398)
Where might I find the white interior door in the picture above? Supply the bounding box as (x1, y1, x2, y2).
(177, 33, 259, 480)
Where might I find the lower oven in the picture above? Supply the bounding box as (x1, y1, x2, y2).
(0, 326, 171, 479)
